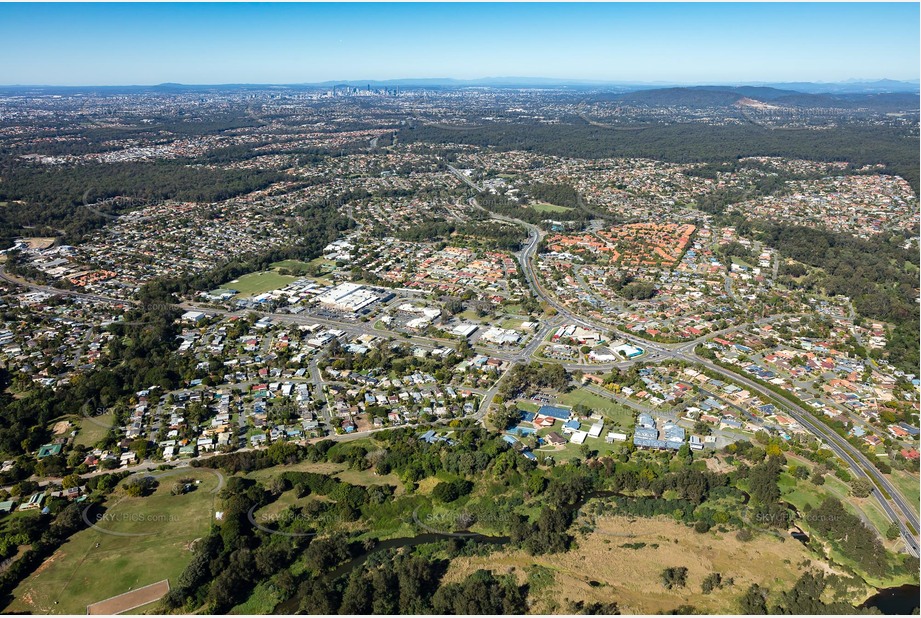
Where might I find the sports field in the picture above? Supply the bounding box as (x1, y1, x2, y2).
(7, 468, 219, 615)
(223, 270, 299, 297)
(86, 579, 169, 614)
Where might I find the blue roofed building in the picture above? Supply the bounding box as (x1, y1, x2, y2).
(633, 415, 685, 451)
(520, 411, 537, 423)
(562, 419, 581, 433)
(538, 405, 572, 421)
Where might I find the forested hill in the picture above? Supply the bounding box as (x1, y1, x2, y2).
(611, 86, 920, 111)
(401, 121, 920, 194)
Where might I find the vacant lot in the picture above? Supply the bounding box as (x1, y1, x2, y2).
(442, 514, 855, 614)
(22, 237, 56, 250)
(529, 202, 574, 213)
(8, 468, 218, 615)
(73, 412, 115, 448)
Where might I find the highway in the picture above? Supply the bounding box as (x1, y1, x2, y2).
(2, 184, 918, 556)
(472, 191, 921, 557)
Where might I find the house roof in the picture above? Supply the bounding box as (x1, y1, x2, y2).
(538, 405, 571, 420)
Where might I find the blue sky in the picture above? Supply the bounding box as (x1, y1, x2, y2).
(1, 3, 918, 85)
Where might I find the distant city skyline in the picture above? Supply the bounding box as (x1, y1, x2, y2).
(1, 2, 918, 86)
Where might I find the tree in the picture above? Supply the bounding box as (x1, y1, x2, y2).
(130, 438, 150, 459)
(487, 406, 520, 432)
(738, 584, 768, 614)
(123, 476, 158, 497)
(432, 479, 473, 503)
(661, 567, 688, 590)
(701, 572, 723, 594)
(849, 477, 873, 499)
(432, 569, 526, 614)
(693, 421, 712, 436)
(885, 522, 901, 540)
(339, 568, 372, 614)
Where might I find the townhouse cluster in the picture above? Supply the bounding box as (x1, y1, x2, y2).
(359, 239, 526, 303)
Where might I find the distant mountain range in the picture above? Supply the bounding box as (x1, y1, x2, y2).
(0, 78, 917, 98)
(306, 77, 920, 94)
(610, 85, 919, 111)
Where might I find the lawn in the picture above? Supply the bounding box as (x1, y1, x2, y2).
(244, 457, 401, 493)
(559, 388, 636, 429)
(889, 469, 920, 515)
(516, 400, 539, 413)
(778, 472, 825, 511)
(8, 468, 219, 615)
(73, 412, 116, 448)
(251, 489, 327, 524)
(500, 317, 526, 329)
(529, 202, 574, 214)
(245, 460, 347, 482)
(532, 432, 626, 462)
(270, 259, 313, 271)
(457, 309, 490, 322)
(779, 470, 901, 553)
(335, 468, 404, 493)
(222, 270, 299, 297)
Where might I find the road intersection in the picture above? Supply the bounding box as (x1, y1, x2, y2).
(1, 197, 917, 556)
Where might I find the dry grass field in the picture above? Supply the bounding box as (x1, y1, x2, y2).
(441, 515, 862, 614)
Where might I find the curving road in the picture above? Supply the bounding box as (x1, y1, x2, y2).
(477, 191, 920, 557)
(3, 180, 918, 556)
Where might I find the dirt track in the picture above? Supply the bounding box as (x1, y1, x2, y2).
(86, 579, 169, 615)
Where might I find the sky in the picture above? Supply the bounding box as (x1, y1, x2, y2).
(1, 2, 918, 86)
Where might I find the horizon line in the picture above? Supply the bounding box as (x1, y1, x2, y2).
(1, 76, 919, 89)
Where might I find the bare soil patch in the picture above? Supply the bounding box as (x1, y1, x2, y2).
(87, 579, 170, 615)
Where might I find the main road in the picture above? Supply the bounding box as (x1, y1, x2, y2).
(471, 189, 920, 557)
(3, 182, 918, 555)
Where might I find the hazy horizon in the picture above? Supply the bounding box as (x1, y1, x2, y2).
(2, 76, 919, 89)
(1, 3, 918, 86)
